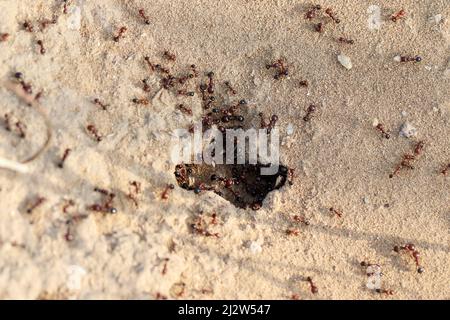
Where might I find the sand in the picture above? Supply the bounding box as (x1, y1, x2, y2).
(0, 0, 449, 299)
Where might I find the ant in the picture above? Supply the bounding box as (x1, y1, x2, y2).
(360, 261, 382, 276)
(14, 72, 33, 94)
(132, 97, 150, 105)
(142, 79, 151, 92)
(210, 212, 218, 225)
(305, 277, 318, 294)
(190, 64, 199, 77)
(177, 90, 195, 97)
(299, 80, 308, 87)
(400, 55, 422, 63)
(338, 37, 355, 44)
(391, 9, 406, 22)
(0, 33, 9, 42)
(26, 197, 46, 214)
(325, 8, 340, 23)
(224, 81, 237, 95)
(86, 124, 103, 142)
(161, 258, 169, 275)
(329, 207, 343, 218)
(440, 163, 450, 175)
(88, 187, 117, 214)
(393, 243, 424, 273)
(303, 104, 316, 122)
(390, 141, 425, 178)
(113, 26, 127, 42)
(62, 0, 70, 14)
(259, 113, 278, 134)
(293, 215, 310, 226)
(93, 98, 109, 110)
(57, 148, 71, 168)
(127, 180, 141, 207)
(375, 123, 390, 139)
(305, 5, 321, 20)
(15, 121, 26, 138)
(177, 104, 193, 116)
(163, 51, 176, 61)
(62, 199, 75, 214)
(314, 22, 324, 33)
(286, 228, 300, 236)
(207, 71, 215, 94)
(138, 9, 151, 25)
(23, 21, 34, 32)
(375, 288, 394, 296)
(4, 114, 26, 139)
(39, 17, 57, 31)
(191, 215, 220, 238)
(266, 59, 289, 79)
(161, 184, 175, 200)
(155, 292, 168, 300)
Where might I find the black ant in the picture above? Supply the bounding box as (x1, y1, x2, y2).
(138, 9, 151, 25)
(113, 26, 127, 42)
(314, 22, 324, 33)
(88, 187, 117, 214)
(391, 9, 406, 22)
(57, 148, 71, 168)
(86, 124, 103, 142)
(207, 71, 215, 94)
(303, 104, 316, 122)
(299, 80, 308, 87)
(393, 243, 424, 273)
(26, 197, 46, 214)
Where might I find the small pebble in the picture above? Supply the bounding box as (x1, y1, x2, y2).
(399, 122, 418, 138)
(337, 54, 352, 70)
(249, 241, 262, 254)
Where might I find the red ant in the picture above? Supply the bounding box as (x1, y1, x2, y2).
(26, 197, 46, 214)
(0, 33, 9, 42)
(161, 184, 175, 200)
(163, 50, 176, 61)
(394, 243, 424, 273)
(88, 187, 117, 214)
(305, 277, 318, 294)
(161, 258, 169, 275)
(86, 125, 103, 142)
(207, 71, 215, 94)
(177, 90, 195, 97)
(224, 81, 237, 95)
(57, 148, 71, 168)
(23, 21, 34, 32)
(286, 228, 300, 236)
(127, 181, 141, 207)
(325, 8, 340, 23)
(177, 104, 193, 116)
(39, 17, 57, 30)
(62, 0, 70, 14)
(259, 113, 278, 134)
(338, 37, 355, 44)
(14, 120, 26, 139)
(391, 9, 406, 22)
(113, 26, 127, 42)
(293, 215, 310, 226)
(400, 55, 422, 63)
(390, 141, 425, 178)
(155, 293, 168, 300)
(291, 294, 301, 300)
(62, 199, 75, 214)
(266, 59, 289, 79)
(360, 261, 383, 276)
(138, 9, 151, 25)
(132, 97, 150, 105)
(375, 123, 390, 139)
(376, 288, 394, 296)
(299, 80, 308, 87)
(14, 72, 33, 94)
(142, 79, 151, 92)
(440, 163, 450, 175)
(329, 207, 342, 218)
(305, 5, 321, 20)
(314, 22, 324, 33)
(191, 215, 220, 238)
(303, 104, 316, 122)
(93, 98, 109, 110)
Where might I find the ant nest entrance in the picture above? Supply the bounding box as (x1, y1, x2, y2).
(174, 162, 289, 210)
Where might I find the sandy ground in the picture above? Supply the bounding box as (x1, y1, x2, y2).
(0, 0, 449, 299)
